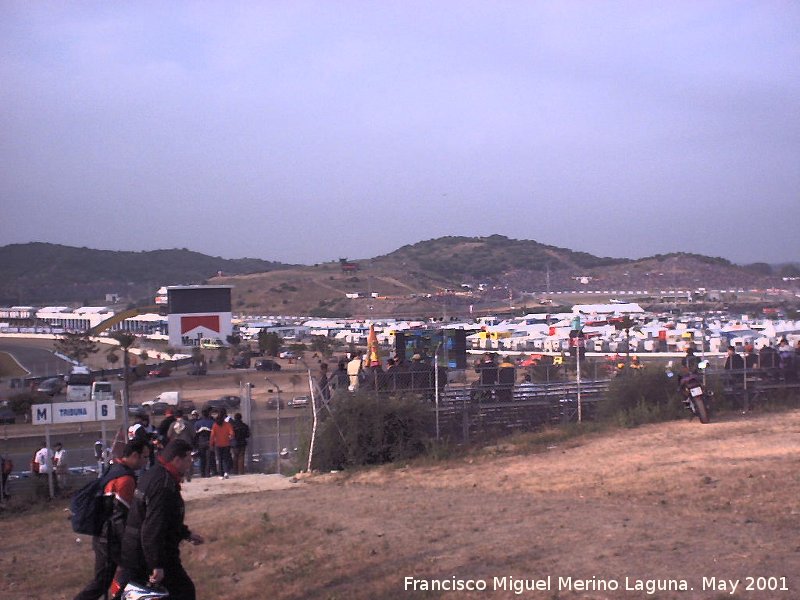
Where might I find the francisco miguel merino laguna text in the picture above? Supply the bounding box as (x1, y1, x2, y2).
(404, 575, 692, 595)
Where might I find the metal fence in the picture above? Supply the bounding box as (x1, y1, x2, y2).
(4, 369, 799, 502)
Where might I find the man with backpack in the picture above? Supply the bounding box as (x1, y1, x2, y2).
(73, 439, 150, 600)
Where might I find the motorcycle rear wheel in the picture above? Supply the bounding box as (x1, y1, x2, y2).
(694, 396, 710, 424)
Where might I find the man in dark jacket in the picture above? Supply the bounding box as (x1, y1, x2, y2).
(120, 439, 204, 600)
(74, 439, 150, 600)
(193, 408, 214, 477)
(231, 413, 250, 475)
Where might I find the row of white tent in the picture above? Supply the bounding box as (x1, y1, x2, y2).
(240, 302, 800, 356)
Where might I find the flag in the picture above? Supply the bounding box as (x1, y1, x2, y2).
(366, 323, 381, 367)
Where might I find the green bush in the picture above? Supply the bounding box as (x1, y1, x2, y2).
(308, 392, 433, 471)
(600, 369, 684, 427)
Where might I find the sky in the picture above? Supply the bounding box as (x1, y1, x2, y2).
(1, 1, 798, 266)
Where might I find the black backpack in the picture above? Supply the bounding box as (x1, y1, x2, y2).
(70, 463, 131, 536)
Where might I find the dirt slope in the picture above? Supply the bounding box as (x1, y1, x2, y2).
(3, 410, 799, 599)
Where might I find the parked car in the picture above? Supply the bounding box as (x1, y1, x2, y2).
(0, 406, 16, 424)
(255, 359, 281, 372)
(265, 397, 285, 410)
(279, 351, 296, 359)
(288, 395, 309, 408)
(36, 377, 65, 396)
(187, 363, 207, 376)
(148, 365, 172, 378)
(229, 355, 250, 369)
(148, 401, 170, 416)
(205, 395, 241, 411)
(128, 403, 146, 416)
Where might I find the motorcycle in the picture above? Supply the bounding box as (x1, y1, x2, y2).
(667, 361, 712, 424)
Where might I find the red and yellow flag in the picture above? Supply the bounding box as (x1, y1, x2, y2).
(366, 323, 381, 367)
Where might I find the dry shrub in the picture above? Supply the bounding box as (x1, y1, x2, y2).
(309, 391, 432, 471)
(600, 369, 684, 426)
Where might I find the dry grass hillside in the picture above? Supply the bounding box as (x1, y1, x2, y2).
(3, 409, 799, 599)
(213, 262, 455, 318)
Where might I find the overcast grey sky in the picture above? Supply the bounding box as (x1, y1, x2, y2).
(1, 1, 798, 266)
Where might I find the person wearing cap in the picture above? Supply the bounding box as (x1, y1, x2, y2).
(167, 410, 196, 482)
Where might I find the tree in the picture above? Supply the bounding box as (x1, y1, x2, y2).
(779, 264, 800, 278)
(310, 335, 333, 357)
(106, 350, 119, 367)
(226, 334, 242, 352)
(744, 262, 773, 276)
(217, 347, 229, 366)
(258, 331, 282, 357)
(54, 332, 99, 363)
(109, 331, 136, 433)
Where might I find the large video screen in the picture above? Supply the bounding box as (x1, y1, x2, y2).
(168, 287, 231, 314)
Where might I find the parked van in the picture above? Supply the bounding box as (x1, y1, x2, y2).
(91, 381, 114, 403)
(66, 366, 93, 402)
(142, 391, 181, 408)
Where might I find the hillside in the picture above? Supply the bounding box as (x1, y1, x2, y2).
(0, 243, 294, 305)
(215, 238, 791, 317)
(370, 234, 627, 278)
(1, 239, 795, 315)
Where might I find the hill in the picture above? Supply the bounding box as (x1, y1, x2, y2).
(214, 237, 791, 317)
(1, 238, 795, 315)
(0, 243, 294, 305)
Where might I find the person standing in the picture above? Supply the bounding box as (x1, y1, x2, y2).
(33, 441, 56, 496)
(210, 409, 234, 479)
(157, 409, 177, 452)
(230, 413, 250, 475)
(346, 354, 362, 391)
(127, 413, 155, 467)
(1, 452, 12, 500)
(497, 356, 516, 402)
(193, 408, 214, 477)
(53, 442, 68, 490)
(167, 410, 196, 482)
(73, 440, 150, 600)
(119, 439, 204, 600)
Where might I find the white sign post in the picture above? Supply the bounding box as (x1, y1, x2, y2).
(31, 400, 117, 498)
